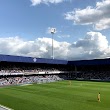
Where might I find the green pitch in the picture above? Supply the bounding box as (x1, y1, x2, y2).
(0, 80, 110, 110)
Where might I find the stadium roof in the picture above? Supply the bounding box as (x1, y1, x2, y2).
(68, 58, 110, 66)
(0, 54, 110, 66)
(0, 54, 68, 65)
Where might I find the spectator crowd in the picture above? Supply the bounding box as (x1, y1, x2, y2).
(0, 75, 64, 86)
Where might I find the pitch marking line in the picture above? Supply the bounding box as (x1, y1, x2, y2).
(0, 104, 14, 110)
(20, 84, 33, 86)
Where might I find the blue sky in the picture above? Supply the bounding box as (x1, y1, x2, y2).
(0, 0, 110, 60)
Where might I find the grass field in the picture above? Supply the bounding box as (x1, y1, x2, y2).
(0, 80, 110, 110)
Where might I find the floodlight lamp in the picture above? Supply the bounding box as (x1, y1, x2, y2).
(51, 28, 56, 34)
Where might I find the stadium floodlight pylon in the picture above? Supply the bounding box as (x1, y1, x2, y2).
(51, 28, 56, 59)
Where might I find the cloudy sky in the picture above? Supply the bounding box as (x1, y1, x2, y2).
(0, 0, 110, 60)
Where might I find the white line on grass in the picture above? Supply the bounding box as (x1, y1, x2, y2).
(0, 104, 14, 110)
(20, 84, 33, 86)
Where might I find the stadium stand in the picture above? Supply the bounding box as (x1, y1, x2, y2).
(68, 59, 110, 81)
(1, 54, 110, 86)
(0, 54, 72, 86)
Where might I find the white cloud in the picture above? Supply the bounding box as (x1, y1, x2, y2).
(30, 0, 65, 6)
(0, 32, 110, 60)
(94, 18, 110, 30)
(64, 0, 110, 30)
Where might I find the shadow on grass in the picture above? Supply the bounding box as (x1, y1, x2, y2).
(87, 99, 98, 103)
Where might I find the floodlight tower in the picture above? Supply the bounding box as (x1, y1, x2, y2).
(51, 28, 56, 59)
